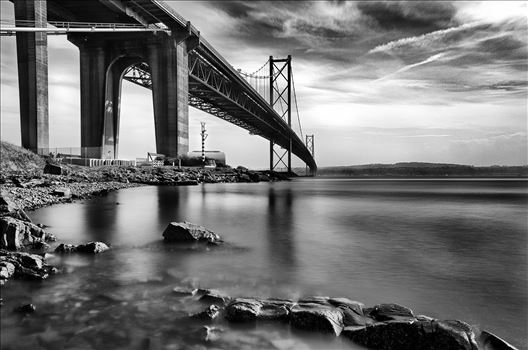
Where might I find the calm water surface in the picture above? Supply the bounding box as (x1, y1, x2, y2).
(1, 178, 527, 349)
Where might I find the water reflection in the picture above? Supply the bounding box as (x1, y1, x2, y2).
(266, 187, 297, 270)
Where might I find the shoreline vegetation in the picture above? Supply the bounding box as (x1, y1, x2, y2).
(0, 141, 521, 349)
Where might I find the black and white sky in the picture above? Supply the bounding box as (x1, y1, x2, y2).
(1, 1, 527, 167)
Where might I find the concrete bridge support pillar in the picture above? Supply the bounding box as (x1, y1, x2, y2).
(147, 37, 189, 158)
(72, 33, 189, 159)
(14, 0, 49, 153)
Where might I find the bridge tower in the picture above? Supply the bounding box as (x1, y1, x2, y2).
(13, 0, 49, 153)
(305, 134, 315, 176)
(269, 55, 292, 173)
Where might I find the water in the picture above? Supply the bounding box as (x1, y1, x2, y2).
(1, 178, 527, 349)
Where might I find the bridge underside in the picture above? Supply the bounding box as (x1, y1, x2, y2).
(12, 0, 317, 172)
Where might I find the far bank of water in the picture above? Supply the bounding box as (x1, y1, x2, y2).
(1, 178, 527, 349)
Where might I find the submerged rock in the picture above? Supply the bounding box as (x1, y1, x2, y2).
(172, 286, 197, 296)
(76, 242, 110, 254)
(54, 243, 77, 253)
(479, 330, 519, 350)
(191, 304, 222, 320)
(342, 319, 478, 350)
(15, 303, 36, 314)
(162, 222, 222, 244)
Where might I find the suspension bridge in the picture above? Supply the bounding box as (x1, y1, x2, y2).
(1, 0, 316, 173)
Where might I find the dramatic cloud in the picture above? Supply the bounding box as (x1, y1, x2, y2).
(1, 1, 526, 167)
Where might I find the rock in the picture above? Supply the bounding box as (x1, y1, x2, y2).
(76, 242, 110, 254)
(54, 244, 77, 253)
(328, 298, 368, 327)
(290, 302, 345, 336)
(199, 290, 230, 305)
(44, 163, 62, 175)
(368, 303, 415, 321)
(17, 252, 44, 269)
(191, 304, 221, 320)
(225, 298, 262, 322)
(342, 319, 478, 350)
(0, 191, 31, 222)
(0, 261, 15, 279)
(172, 286, 197, 296)
(200, 326, 223, 342)
(0, 217, 47, 250)
(479, 330, 519, 350)
(225, 298, 292, 323)
(162, 222, 222, 244)
(15, 303, 36, 314)
(52, 188, 72, 198)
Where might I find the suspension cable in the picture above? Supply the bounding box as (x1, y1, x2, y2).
(292, 69, 304, 140)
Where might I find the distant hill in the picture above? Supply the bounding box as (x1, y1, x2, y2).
(307, 162, 528, 177)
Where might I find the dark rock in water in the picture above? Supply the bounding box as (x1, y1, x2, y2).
(290, 302, 345, 336)
(199, 290, 230, 305)
(54, 243, 77, 253)
(76, 241, 110, 254)
(226, 298, 262, 322)
(328, 298, 369, 326)
(342, 319, 478, 350)
(191, 304, 221, 320)
(0, 216, 48, 250)
(44, 163, 62, 175)
(29, 241, 50, 252)
(225, 298, 292, 323)
(52, 187, 72, 198)
(200, 326, 223, 342)
(172, 286, 197, 296)
(0, 261, 15, 280)
(162, 222, 222, 244)
(479, 330, 519, 350)
(368, 303, 415, 321)
(15, 303, 36, 314)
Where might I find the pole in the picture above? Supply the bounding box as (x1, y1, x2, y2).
(287, 55, 292, 174)
(201, 122, 208, 166)
(269, 56, 274, 171)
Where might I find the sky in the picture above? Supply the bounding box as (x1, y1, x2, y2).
(1, 1, 527, 168)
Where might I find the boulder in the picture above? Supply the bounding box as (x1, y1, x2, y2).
(44, 163, 62, 175)
(225, 298, 262, 322)
(162, 222, 222, 244)
(225, 298, 292, 323)
(290, 302, 345, 336)
(0, 261, 15, 279)
(199, 289, 230, 305)
(368, 303, 415, 321)
(172, 286, 197, 296)
(191, 304, 221, 320)
(15, 303, 36, 314)
(0, 217, 48, 250)
(479, 330, 519, 350)
(76, 242, 110, 254)
(342, 319, 478, 350)
(52, 188, 72, 198)
(328, 298, 368, 326)
(54, 244, 77, 254)
(0, 191, 31, 222)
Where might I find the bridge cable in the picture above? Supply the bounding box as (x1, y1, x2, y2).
(291, 69, 304, 141)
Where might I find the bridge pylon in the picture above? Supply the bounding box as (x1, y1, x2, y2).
(269, 55, 292, 173)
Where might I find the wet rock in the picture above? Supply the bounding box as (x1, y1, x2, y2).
(162, 222, 222, 245)
(342, 319, 478, 350)
(172, 286, 197, 296)
(200, 326, 223, 342)
(199, 289, 230, 305)
(76, 241, 110, 254)
(290, 302, 345, 336)
(0, 216, 48, 250)
(54, 244, 77, 253)
(298, 296, 331, 305)
(0, 261, 15, 279)
(52, 187, 71, 198)
(15, 303, 36, 314)
(191, 304, 221, 320)
(44, 163, 63, 175)
(328, 298, 368, 326)
(479, 330, 519, 350)
(368, 303, 415, 321)
(225, 298, 262, 322)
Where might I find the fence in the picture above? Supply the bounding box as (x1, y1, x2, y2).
(36, 147, 136, 167)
